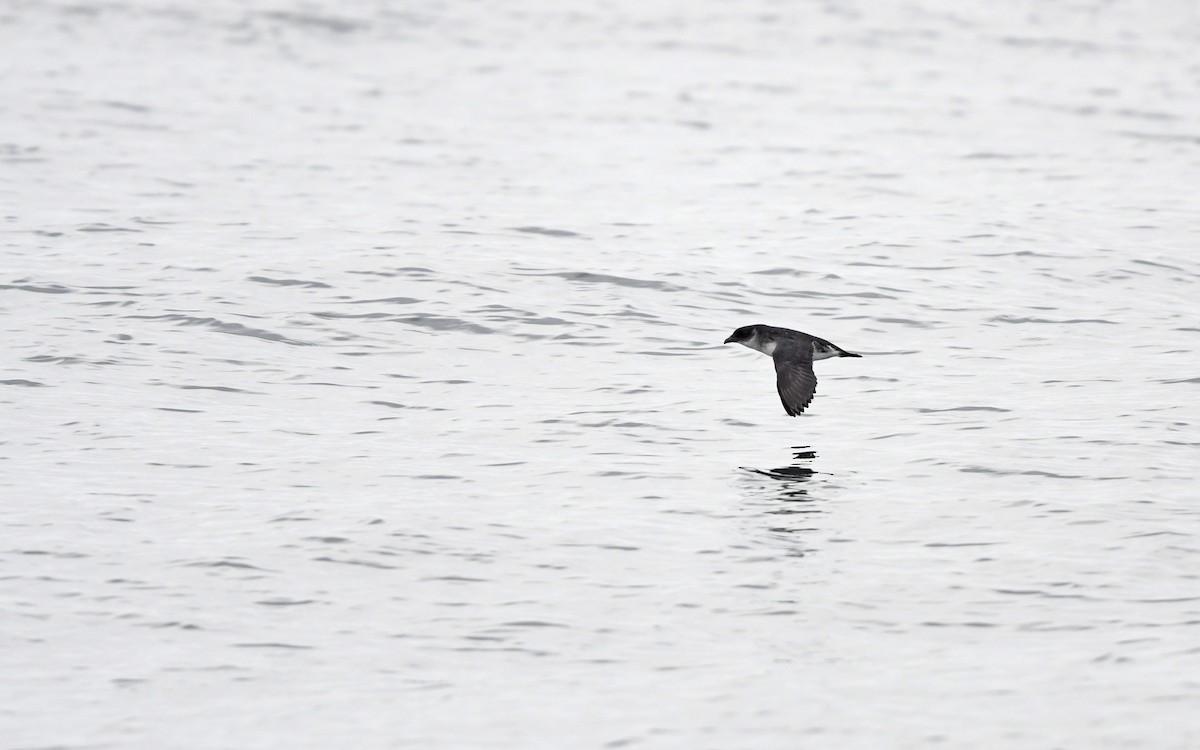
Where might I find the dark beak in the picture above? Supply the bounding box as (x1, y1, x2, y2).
(723, 335, 735, 344)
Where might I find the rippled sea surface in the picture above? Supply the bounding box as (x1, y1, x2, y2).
(3, 1, 1199, 747)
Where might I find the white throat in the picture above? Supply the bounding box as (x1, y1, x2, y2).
(742, 334, 776, 356)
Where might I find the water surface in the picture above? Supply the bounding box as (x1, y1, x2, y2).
(3, 1, 1199, 748)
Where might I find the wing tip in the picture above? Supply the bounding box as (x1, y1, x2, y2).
(781, 401, 809, 416)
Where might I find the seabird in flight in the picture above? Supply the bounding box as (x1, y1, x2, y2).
(724, 324, 861, 416)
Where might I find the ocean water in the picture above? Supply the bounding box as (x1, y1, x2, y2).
(2, 1, 1199, 748)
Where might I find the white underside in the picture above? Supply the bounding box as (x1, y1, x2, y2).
(743, 336, 839, 360)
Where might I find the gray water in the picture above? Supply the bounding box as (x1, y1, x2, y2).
(3, 1, 1199, 748)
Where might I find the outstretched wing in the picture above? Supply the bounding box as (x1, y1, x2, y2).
(773, 348, 818, 416)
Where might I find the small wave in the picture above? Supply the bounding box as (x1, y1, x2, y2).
(310, 311, 395, 320)
(520, 270, 684, 292)
(398, 313, 494, 334)
(345, 296, 420, 305)
(756, 289, 898, 299)
(1117, 131, 1200, 145)
(126, 314, 311, 345)
(874, 317, 935, 328)
(471, 304, 574, 326)
(0, 283, 72, 294)
(76, 223, 142, 233)
(233, 642, 314, 649)
(918, 406, 1010, 413)
(25, 354, 122, 366)
(961, 466, 1126, 480)
(248, 275, 332, 289)
(989, 315, 1117, 325)
(1132, 259, 1188, 272)
(259, 10, 364, 34)
(367, 400, 446, 411)
(511, 226, 584, 238)
(167, 384, 256, 393)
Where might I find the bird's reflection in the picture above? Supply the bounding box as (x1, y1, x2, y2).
(738, 446, 823, 554)
(740, 446, 818, 505)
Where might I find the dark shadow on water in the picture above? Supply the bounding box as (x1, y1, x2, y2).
(738, 446, 823, 555)
(739, 446, 817, 502)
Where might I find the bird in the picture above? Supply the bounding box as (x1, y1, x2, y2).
(724, 324, 861, 416)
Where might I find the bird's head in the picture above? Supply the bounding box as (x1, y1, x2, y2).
(724, 325, 761, 346)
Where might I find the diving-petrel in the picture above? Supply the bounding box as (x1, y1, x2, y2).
(724, 324, 861, 416)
